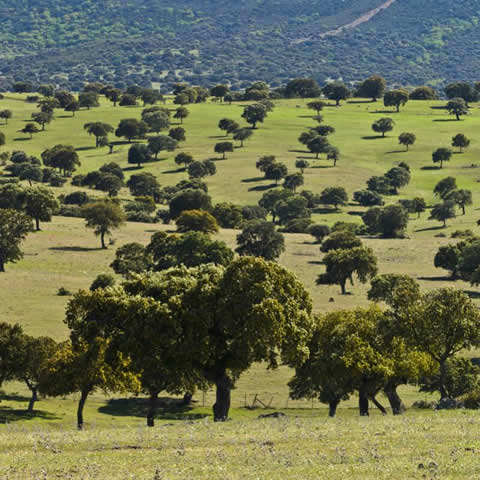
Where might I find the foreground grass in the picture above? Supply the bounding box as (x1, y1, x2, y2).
(1, 411, 480, 479)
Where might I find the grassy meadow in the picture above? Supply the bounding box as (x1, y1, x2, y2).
(1, 93, 480, 478)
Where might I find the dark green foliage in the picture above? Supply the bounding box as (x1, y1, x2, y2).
(409, 86, 436, 100)
(434, 176, 457, 199)
(236, 220, 285, 261)
(309, 224, 331, 243)
(319, 187, 348, 209)
(372, 118, 395, 137)
(90, 273, 116, 291)
(356, 75, 386, 101)
(429, 201, 456, 227)
(169, 189, 212, 219)
(212, 203, 244, 229)
(432, 148, 453, 169)
(127, 173, 161, 200)
(383, 89, 409, 112)
(446, 98, 469, 120)
(362, 205, 409, 238)
(322, 82, 350, 105)
(451, 133, 470, 152)
(320, 231, 362, 253)
(353, 190, 383, 207)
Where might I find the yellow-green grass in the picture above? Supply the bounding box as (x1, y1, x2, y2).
(0, 95, 480, 443)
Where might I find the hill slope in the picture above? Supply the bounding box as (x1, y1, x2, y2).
(0, 0, 479, 90)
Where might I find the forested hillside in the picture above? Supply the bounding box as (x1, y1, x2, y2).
(0, 0, 480, 91)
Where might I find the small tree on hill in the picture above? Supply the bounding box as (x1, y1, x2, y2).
(175, 152, 194, 170)
(385, 167, 410, 194)
(176, 209, 219, 234)
(233, 128, 253, 147)
(356, 75, 387, 102)
(384, 89, 409, 112)
(84, 122, 114, 148)
(0, 109, 12, 124)
(295, 159, 309, 173)
(83, 201, 126, 249)
(79, 92, 99, 110)
(446, 98, 469, 120)
(307, 135, 330, 159)
(115, 118, 147, 142)
(434, 176, 457, 199)
(307, 100, 326, 114)
(319, 187, 348, 210)
(447, 189, 473, 215)
(265, 163, 288, 185)
(398, 132, 416, 151)
(214, 142, 234, 159)
(429, 201, 456, 227)
(236, 220, 285, 261)
(128, 144, 152, 168)
(0, 209, 33, 272)
(452, 133, 470, 153)
(24, 187, 59, 231)
(174, 107, 189, 124)
(432, 148, 452, 169)
(283, 173, 304, 193)
(241, 104, 267, 129)
(323, 82, 350, 106)
(148, 135, 177, 159)
(21, 123, 39, 139)
(372, 118, 395, 137)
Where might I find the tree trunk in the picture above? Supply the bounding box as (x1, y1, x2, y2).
(182, 392, 194, 406)
(147, 391, 159, 427)
(101, 232, 107, 249)
(439, 360, 448, 399)
(371, 395, 387, 415)
(77, 389, 89, 430)
(35, 218, 40, 231)
(213, 371, 232, 422)
(340, 280, 347, 295)
(396, 104, 400, 113)
(359, 387, 369, 416)
(462, 205, 466, 215)
(384, 383, 406, 415)
(329, 399, 340, 417)
(456, 113, 460, 121)
(28, 388, 38, 412)
(0, 258, 4, 272)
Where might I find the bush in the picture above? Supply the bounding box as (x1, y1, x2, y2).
(57, 287, 72, 296)
(126, 211, 157, 223)
(331, 221, 365, 235)
(411, 400, 436, 409)
(451, 229, 475, 238)
(49, 173, 67, 187)
(64, 191, 90, 206)
(461, 390, 480, 409)
(90, 273, 116, 291)
(309, 224, 331, 243)
(58, 205, 84, 218)
(280, 217, 312, 233)
(176, 209, 219, 234)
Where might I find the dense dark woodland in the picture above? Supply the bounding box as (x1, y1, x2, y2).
(1, 0, 479, 91)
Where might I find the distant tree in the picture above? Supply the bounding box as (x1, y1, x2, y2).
(143, 111, 170, 134)
(356, 75, 387, 101)
(168, 127, 186, 142)
(174, 107, 189, 124)
(367, 175, 392, 195)
(176, 210, 219, 234)
(258, 188, 293, 222)
(309, 224, 331, 243)
(110, 242, 149, 277)
(327, 146, 340, 166)
(241, 104, 267, 128)
(236, 221, 285, 261)
(452, 133, 470, 153)
(119, 94, 137, 106)
(90, 273, 115, 291)
(17, 164, 43, 185)
(398, 132, 416, 151)
(233, 128, 253, 147)
(311, 125, 335, 137)
(212, 203, 244, 229)
(24, 187, 59, 231)
(434, 176, 457, 199)
(37, 84, 55, 97)
(320, 231, 362, 253)
(446, 98, 469, 120)
(84, 122, 114, 147)
(140, 89, 162, 106)
(295, 159, 309, 173)
(41, 144, 80, 176)
(64, 100, 80, 117)
(128, 144, 152, 168)
(447, 189, 473, 215)
(210, 84, 229, 102)
(31, 111, 53, 131)
(322, 82, 350, 106)
(378, 204, 409, 238)
(434, 244, 462, 279)
(218, 118, 238, 136)
(307, 100, 326, 114)
(275, 195, 310, 225)
(385, 167, 410, 194)
(403, 197, 427, 218)
(353, 190, 383, 207)
(175, 152, 194, 170)
(409, 86, 437, 100)
(0, 209, 33, 272)
(432, 148, 452, 169)
(169, 189, 212, 219)
(265, 163, 288, 185)
(188, 160, 216, 179)
(0, 109, 12, 124)
(285, 78, 321, 98)
(445, 82, 478, 106)
(214, 142, 234, 159)
(95, 173, 124, 197)
(115, 118, 147, 142)
(319, 187, 348, 209)
(384, 89, 409, 112)
(100, 162, 124, 181)
(317, 246, 378, 295)
(104, 88, 123, 107)
(78, 92, 99, 110)
(127, 173, 161, 200)
(83, 201, 126, 249)
(429, 201, 456, 227)
(372, 118, 395, 137)
(0, 132, 5, 146)
(307, 135, 330, 159)
(54, 90, 75, 108)
(256, 155, 276, 173)
(283, 173, 304, 193)
(21, 123, 40, 139)
(37, 97, 59, 114)
(148, 135, 177, 159)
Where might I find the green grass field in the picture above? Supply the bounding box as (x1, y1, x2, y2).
(1, 94, 480, 478)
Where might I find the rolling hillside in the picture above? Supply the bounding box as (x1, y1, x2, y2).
(0, 0, 479, 91)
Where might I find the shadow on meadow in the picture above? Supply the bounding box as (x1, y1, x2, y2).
(98, 397, 209, 421)
(0, 393, 60, 422)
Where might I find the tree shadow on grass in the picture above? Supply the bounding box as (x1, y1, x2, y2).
(362, 135, 386, 140)
(75, 146, 96, 151)
(369, 110, 397, 114)
(433, 119, 461, 122)
(0, 393, 59, 422)
(248, 184, 276, 192)
(463, 290, 480, 300)
(420, 166, 440, 170)
(347, 211, 364, 217)
(13, 137, 31, 141)
(122, 166, 142, 172)
(57, 115, 74, 119)
(309, 164, 332, 169)
(242, 176, 265, 183)
(162, 168, 185, 174)
(208, 135, 228, 139)
(386, 150, 406, 154)
(49, 246, 104, 252)
(98, 397, 208, 421)
(312, 207, 337, 214)
(414, 225, 445, 233)
(308, 260, 324, 265)
(288, 149, 310, 154)
(417, 276, 455, 282)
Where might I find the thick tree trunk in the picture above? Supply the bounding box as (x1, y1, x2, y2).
(213, 371, 232, 422)
(0, 258, 5, 272)
(147, 391, 158, 427)
(101, 232, 107, 249)
(77, 389, 89, 430)
(182, 392, 193, 406)
(359, 387, 369, 416)
(340, 280, 347, 295)
(328, 399, 340, 417)
(384, 383, 406, 415)
(28, 388, 38, 412)
(371, 395, 387, 415)
(35, 218, 40, 231)
(439, 361, 448, 400)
